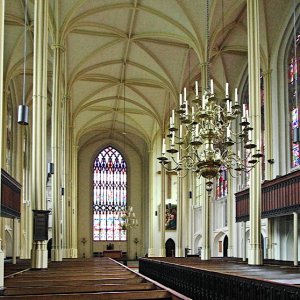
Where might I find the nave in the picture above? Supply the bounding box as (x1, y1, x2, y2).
(0, 258, 189, 299)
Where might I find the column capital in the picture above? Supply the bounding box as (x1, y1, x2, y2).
(261, 69, 272, 77)
(51, 44, 65, 51)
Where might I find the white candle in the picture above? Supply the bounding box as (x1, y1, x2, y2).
(202, 95, 206, 108)
(243, 104, 246, 118)
(172, 109, 175, 125)
(170, 116, 173, 127)
(227, 125, 230, 138)
(227, 100, 231, 112)
(195, 124, 199, 137)
(235, 88, 238, 103)
(179, 125, 182, 139)
(177, 151, 180, 162)
(248, 130, 252, 141)
(179, 93, 183, 106)
(162, 138, 166, 154)
(195, 81, 199, 97)
(225, 82, 229, 98)
(171, 131, 175, 146)
(238, 150, 241, 158)
(210, 79, 214, 94)
(184, 87, 187, 101)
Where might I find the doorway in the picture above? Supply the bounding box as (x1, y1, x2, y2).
(223, 235, 228, 257)
(165, 238, 175, 257)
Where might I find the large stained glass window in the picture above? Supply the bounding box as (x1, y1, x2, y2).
(288, 30, 300, 168)
(93, 146, 127, 241)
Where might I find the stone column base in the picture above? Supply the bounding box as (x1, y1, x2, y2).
(51, 248, 62, 261)
(201, 246, 211, 260)
(31, 241, 48, 269)
(248, 247, 262, 265)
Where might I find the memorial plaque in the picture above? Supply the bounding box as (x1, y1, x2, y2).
(33, 210, 50, 241)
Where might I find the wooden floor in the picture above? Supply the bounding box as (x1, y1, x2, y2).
(0, 258, 190, 300)
(146, 257, 300, 286)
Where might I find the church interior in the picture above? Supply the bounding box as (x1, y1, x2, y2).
(1, 0, 300, 299)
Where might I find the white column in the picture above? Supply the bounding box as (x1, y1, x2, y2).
(242, 221, 247, 262)
(70, 143, 78, 258)
(176, 172, 183, 257)
(294, 212, 298, 266)
(51, 44, 63, 262)
(12, 218, 18, 264)
(247, 0, 262, 265)
(31, 0, 49, 269)
(202, 188, 211, 260)
(267, 218, 273, 259)
(227, 175, 233, 257)
(147, 149, 155, 257)
(0, 0, 5, 289)
(159, 165, 166, 257)
(262, 71, 273, 180)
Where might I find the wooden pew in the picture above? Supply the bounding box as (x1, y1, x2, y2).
(0, 258, 190, 300)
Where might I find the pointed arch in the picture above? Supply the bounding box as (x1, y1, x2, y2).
(93, 145, 127, 241)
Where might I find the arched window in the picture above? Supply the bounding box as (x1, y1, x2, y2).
(288, 27, 300, 168)
(93, 146, 127, 241)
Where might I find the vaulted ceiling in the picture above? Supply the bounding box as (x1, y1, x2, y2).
(4, 0, 293, 155)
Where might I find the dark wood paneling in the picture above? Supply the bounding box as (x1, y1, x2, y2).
(235, 170, 300, 222)
(1, 169, 21, 218)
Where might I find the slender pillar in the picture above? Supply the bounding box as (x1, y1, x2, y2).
(31, 0, 49, 269)
(51, 44, 63, 261)
(12, 218, 18, 264)
(227, 175, 233, 257)
(262, 70, 273, 180)
(242, 221, 247, 261)
(294, 212, 298, 266)
(147, 148, 155, 257)
(202, 188, 211, 260)
(176, 171, 183, 257)
(70, 143, 78, 258)
(0, 0, 5, 289)
(267, 218, 273, 259)
(159, 164, 166, 257)
(247, 0, 262, 265)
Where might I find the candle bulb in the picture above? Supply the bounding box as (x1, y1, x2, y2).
(195, 124, 199, 137)
(225, 82, 229, 98)
(195, 81, 199, 97)
(179, 125, 182, 139)
(210, 79, 214, 94)
(171, 131, 175, 146)
(243, 104, 246, 118)
(179, 93, 183, 106)
(184, 87, 187, 101)
(235, 88, 238, 103)
(202, 95, 206, 108)
(172, 109, 175, 125)
(248, 130, 252, 141)
(227, 100, 231, 113)
(162, 138, 166, 154)
(227, 126, 230, 138)
(185, 101, 188, 115)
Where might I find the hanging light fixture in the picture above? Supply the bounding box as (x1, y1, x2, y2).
(119, 206, 139, 230)
(118, 63, 138, 230)
(157, 0, 263, 190)
(18, 0, 29, 125)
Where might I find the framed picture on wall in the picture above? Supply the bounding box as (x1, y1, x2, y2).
(165, 203, 177, 230)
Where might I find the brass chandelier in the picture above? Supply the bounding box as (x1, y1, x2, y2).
(120, 206, 138, 230)
(157, 0, 263, 190)
(157, 82, 263, 189)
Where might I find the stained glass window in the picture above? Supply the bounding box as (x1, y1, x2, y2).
(288, 31, 300, 168)
(93, 146, 127, 241)
(216, 166, 227, 199)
